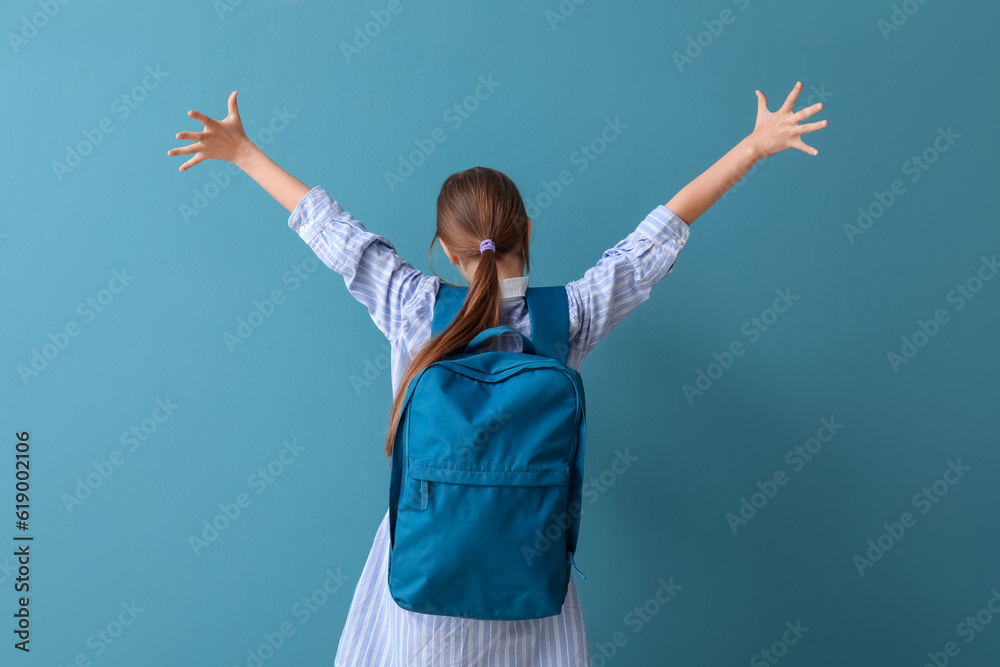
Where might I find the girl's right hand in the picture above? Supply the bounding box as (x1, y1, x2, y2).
(167, 90, 255, 172)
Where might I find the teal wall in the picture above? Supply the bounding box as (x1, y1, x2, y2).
(2, 1, 999, 665)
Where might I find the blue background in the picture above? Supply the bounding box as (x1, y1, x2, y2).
(2, 0, 999, 665)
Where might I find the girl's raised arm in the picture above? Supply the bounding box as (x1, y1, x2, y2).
(665, 81, 828, 225)
(167, 90, 310, 212)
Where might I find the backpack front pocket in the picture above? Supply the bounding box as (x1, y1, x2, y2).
(389, 466, 573, 620)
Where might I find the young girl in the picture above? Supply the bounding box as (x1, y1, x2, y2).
(168, 81, 827, 666)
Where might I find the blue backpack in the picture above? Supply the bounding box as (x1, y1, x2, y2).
(388, 282, 588, 621)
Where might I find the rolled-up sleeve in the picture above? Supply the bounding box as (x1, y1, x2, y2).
(566, 204, 690, 359)
(288, 185, 432, 341)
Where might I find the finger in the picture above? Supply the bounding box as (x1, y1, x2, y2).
(780, 81, 803, 114)
(188, 109, 215, 127)
(179, 153, 207, 171)
(792, 102, 824, 122)
(755, 89, 768, 114)
(795, 139, 819, 156)
(797, 119, 829, 134)
(168, 142, 203, 156)
(174, 131, 203, 141)
(228, 90, 240, 118)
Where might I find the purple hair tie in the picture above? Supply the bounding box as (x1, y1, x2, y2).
(479, 239, 495, 254)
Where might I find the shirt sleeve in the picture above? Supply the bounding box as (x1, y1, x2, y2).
(566, 204, 691, 359)
(287, 185, 433, 341)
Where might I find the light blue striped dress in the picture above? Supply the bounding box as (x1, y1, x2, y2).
(287, 185, 690, 666)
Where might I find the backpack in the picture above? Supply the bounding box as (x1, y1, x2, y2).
(387, 282, 588, 621)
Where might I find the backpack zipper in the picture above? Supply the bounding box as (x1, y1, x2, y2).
(569, 553, 587, 579)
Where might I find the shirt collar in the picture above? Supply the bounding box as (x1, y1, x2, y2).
(499, 275, 529, 300)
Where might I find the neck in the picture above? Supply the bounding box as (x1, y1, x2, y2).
(461, 257, 524, 283)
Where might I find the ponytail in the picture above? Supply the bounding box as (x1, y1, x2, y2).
(383, 167, 530, 458)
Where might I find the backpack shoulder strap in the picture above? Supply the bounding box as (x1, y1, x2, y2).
(431, 282, 569, 364)
(431, 282, 466, 338)
(524, 286, 569, 364)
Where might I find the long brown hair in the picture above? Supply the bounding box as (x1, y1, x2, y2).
(383, 166, 531, 458)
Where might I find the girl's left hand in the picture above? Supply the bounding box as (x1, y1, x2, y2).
(168, 91, 254, 172)
(748, 81, 828, 159)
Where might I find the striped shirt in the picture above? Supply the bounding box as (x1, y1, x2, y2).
(287, 185, 690, 666)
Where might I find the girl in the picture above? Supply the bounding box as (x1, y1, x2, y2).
(168, 81, 827, 666)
